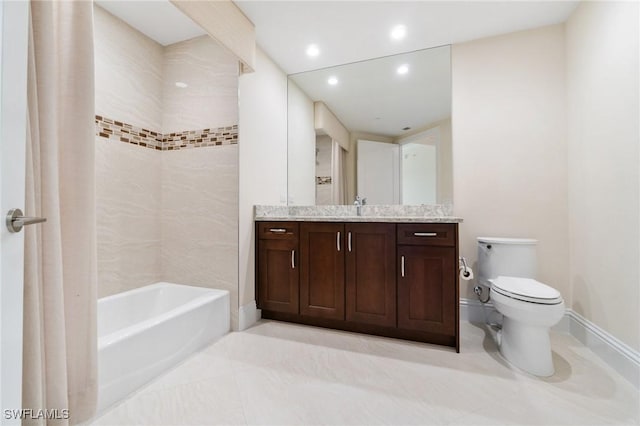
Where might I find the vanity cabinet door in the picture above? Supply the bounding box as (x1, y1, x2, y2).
(257, 224, 299, 314)
(345, 223, 396, 327)
(299, 222, 345, 320)
(397, 245, 456, 335)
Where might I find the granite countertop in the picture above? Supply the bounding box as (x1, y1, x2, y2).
(254, 205, 463, 223)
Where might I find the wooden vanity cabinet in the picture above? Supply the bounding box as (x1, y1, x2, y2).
(299, 222, 345, 320)
(256, 220, 459, 351)
(345, 223, 396, 327)
(256, 222, 299, 314)
(397, 224, 459, 347)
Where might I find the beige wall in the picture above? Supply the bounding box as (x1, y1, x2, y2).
(238, 48, 288, 307)
(566, 1, 639, 351)
(287, 80, 316, 205)
(314, 102, 350, 150)
(437, 119, 453, 206)
(452, 25, 570, 301)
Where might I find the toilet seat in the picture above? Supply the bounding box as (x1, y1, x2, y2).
(490, 276, 563, 305)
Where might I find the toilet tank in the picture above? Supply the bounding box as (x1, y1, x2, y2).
(477, 237, 538, 285)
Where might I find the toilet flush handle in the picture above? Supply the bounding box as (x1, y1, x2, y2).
(479, 243, 492, 253)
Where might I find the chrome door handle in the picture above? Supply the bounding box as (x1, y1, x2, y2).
(269, 228, 287, 233)
(291, 250, 295, 269)
(6, 208, 46, 233)
(414, 232, 437, 237)
(348, 232, 352, 252)
(401, 255, 405, 277)
(337, 231, 341, 251)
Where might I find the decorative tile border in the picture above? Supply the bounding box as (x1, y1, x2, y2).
(316, 176, 332, 185)
(95, 115, 238, 151)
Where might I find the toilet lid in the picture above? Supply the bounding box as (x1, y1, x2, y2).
(490, 276, 563, 304)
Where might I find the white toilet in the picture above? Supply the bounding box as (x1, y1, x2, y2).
(477, 237, 565, 377)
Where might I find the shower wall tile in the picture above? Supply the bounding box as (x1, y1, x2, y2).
(94, 5, 163, 131)
(162, 35, 239, 134)
(315, 136, 333, 205)
(94, 5, 239, 328)
(160, 145, 239, 329)
(95, 115, 238, 150)
(96, 137, 163, 298)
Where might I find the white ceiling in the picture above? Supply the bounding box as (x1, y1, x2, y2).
(234, 1, 579, 74)
(289, 46, 451, 137)
(95, 1, 579, 138)
(236, 1, 578, 138)
(95, 1, 206, 46)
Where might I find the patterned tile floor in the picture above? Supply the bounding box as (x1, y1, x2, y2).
(92, 320, 639, 425)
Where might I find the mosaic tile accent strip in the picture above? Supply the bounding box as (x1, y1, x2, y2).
(95, 115, 162, 150)
(95, 115, 238, 151)
(316, 176, 332, 185)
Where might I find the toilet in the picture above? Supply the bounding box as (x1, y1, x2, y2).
(477, 237, 564, 377)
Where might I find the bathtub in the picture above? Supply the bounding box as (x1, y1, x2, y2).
(97, 282, 230, 413)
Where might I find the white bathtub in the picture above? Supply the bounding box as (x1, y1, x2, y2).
(97, 282, 230, 413)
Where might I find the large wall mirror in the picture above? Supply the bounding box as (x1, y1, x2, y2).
(287, 45, 452, 206)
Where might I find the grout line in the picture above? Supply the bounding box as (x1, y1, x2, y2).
(95, 115, 238, 151)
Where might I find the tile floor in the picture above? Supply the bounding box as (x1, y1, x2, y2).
(92, 320, 639, 425)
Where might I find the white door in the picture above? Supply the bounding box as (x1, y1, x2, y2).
(0, 1, 29, 422)
(356, 140, 399, 204)
(401, 142, 437, 204)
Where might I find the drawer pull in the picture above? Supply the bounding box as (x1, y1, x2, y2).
(401, 255, 405, 277)
(269, 228, 287, 234)
(291, 250, 295, 269)
(337, 231, 341, 251)
(414, 232, 437, 237)
(348, 232, 352, 252)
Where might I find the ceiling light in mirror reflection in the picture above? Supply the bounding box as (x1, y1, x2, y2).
(175, 81, 188, 88)
(287, 45, 452, 206)
(306, 44, 320, 57)
(288, 46, 450, 138)
(327, 76, 338, 86)
(390, 25, 407, 40)
(396, 64, 409, 75)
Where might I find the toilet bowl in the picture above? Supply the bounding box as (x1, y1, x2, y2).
(477, 237, 565, 376)
(489, 276, 564, 376)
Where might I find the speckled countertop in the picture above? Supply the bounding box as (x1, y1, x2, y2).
(254, 205, 463, 223)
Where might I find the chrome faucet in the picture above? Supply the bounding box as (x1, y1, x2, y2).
(354, 196, 367, 216)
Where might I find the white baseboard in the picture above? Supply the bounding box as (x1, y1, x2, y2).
(459, 297, 639, 389)
(238, 301, 261, 331)
(460, 297, 496, 324)
(566, 309, 640, 389)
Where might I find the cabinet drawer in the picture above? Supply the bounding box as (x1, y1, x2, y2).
(397, 224, 456, 246)
(257, 222, 299, 240)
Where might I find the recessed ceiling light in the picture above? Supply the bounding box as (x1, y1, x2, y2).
(397, 64, 409, 75)
(327, 76, 338, 85)
(175, 81, 188, 88)
(390, 25, 407, 40)
(306, 44, 320, 57)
